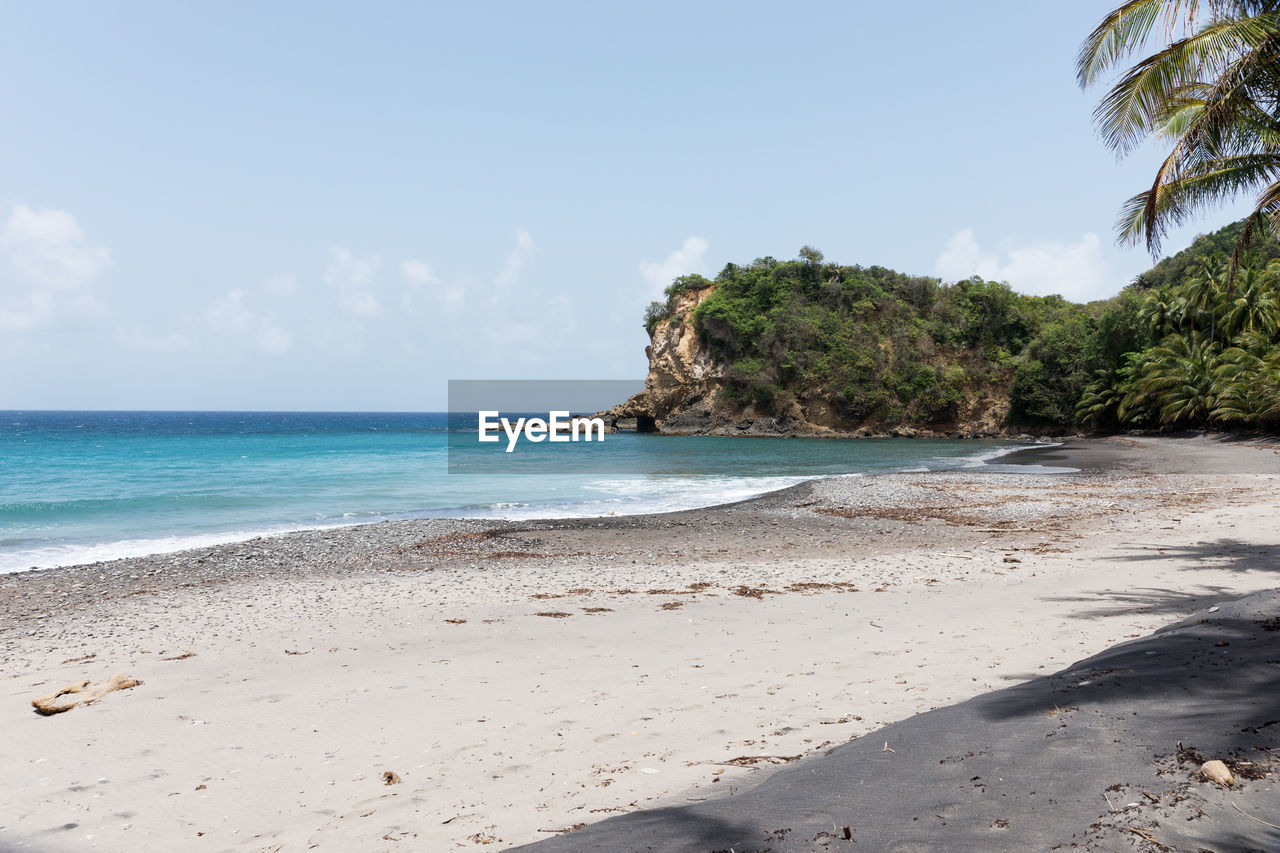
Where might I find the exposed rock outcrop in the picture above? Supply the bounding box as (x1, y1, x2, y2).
(600, 282, 722, 432)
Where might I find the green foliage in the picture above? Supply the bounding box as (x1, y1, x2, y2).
(1076, 251, 1280, 431)
(642, 274, 715, 339)
(664, 274, 713, 299)
(643, 301, 666, 337)
(1010, 311, 1095, 425)
(639, 233, 1280, 434)
(1136, 220, 1280, 290)
(683, 248, 1037, 427)
(1089, 286, 1150, 365)
(798, 245, 825, 267)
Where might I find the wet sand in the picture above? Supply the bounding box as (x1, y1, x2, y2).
(2, 435, 1279, 851)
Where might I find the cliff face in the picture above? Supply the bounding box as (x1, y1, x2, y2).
(603, 283, 1032, 438)
(603, 284, 722, 431)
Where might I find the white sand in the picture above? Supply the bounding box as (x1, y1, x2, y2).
(3, 438, 1280, 851)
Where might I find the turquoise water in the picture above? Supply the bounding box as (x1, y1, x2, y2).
(0, 411, 1034, 573)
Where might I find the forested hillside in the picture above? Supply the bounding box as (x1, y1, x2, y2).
(640, 224, 1280, 433)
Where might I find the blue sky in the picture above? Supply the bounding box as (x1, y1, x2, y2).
(0, 1, 1256, 410)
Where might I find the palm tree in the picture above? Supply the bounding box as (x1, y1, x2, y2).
(1213, 336, 1280, 422)
(1136, 333, 1226, 424)
(1078, 1, 1280, 267)
(1076, 366, 1131, 426)
(1116, 348, 1167, 423)
(1140, 289, 1182, 336)
(1183, 253, 1227, 339)
(1218, 264, 1280, 334)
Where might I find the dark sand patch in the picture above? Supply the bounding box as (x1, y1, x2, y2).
(519, 591, 1280, 852)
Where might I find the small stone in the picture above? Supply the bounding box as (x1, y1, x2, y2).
(1200, 760, 1234, 787)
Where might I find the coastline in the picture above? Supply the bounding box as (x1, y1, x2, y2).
(3, 435, 1279, 851)
(0, 435, 1050, 577)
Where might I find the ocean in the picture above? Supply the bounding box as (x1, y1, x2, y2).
(0, 411, 1039, 573)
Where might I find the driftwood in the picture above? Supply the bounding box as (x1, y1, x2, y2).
(32, 673, 142, 716)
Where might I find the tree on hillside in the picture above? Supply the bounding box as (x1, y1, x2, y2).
(1079, 1, 1280, 267)
(1136, 218, 1280, 288)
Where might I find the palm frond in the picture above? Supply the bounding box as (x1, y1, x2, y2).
(1077, 0, 1205, 88)
(1092, 13, 1280, 155)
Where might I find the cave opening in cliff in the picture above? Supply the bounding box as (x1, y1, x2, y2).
(635, 414, 657, 433)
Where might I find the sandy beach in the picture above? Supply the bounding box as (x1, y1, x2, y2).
(3, 435, 1280, 852)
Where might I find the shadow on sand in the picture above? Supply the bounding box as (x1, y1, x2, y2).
(518, 558, 1280, 852)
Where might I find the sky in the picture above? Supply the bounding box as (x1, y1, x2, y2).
(0, 1, 1258, 410)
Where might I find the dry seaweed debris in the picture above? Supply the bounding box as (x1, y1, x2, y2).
(816, 505, 990, 526)
(32, 673, 142, 716)
(731, 585, 780, 599)
(59, 653, 97, 665)
(786, 581, 860, 593)
(718, 754, 802, 766)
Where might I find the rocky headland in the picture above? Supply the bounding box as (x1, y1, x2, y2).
(600, 281, 1052, 439)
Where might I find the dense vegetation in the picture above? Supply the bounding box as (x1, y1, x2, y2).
(642, 224, 1280, 433)
(1077, 252, 1280, 430)
(1135, 221, 1280, 291)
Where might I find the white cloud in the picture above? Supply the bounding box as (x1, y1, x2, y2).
(399, 259, 438, 285)
(1, 204, 112, 289)
(639, 236, 709, 296)
(255, 324, 293, 354)
(493, 226, 535, 292)
(935, 229, 1115, 302)
(264, 273, 299, 296)
(0, 204, 111, 330)
(115, 327, 191, 353)
(324, 247, 381, 316)
(481, 293, 574, 353)
(206, 289, 292, 354)
(0, 291, 54, 332)
(400, 258, 464, 307)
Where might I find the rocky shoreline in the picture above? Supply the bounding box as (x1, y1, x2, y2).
(599, 402, 1070, 440)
